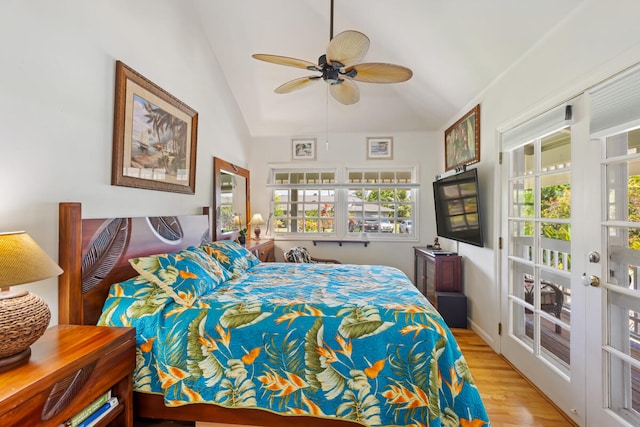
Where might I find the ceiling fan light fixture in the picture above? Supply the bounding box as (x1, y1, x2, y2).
(251, 2, 412, 105)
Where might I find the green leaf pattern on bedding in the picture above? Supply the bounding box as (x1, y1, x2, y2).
(98, 262, 490, 426)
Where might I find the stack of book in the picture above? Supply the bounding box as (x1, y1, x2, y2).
(59, 390, 119, 427)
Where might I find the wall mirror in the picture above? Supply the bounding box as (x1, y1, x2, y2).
(213, 157, 250, 241)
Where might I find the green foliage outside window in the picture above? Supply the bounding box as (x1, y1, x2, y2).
(629, 176, 640, 249)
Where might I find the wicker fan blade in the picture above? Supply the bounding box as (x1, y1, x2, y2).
(347, 63, 413, 83)
(329, 79, 359, 105)
(326, 30, 370, 67)
(275, 76, 321, 94)
(252, 54, 319, 71)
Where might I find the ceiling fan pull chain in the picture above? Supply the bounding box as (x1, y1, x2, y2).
(330, 0, 334, 41)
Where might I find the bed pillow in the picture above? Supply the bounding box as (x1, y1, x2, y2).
(183, 246, 233, 283)
(200, 240, 260, 277)
(129, 248, 228, 306)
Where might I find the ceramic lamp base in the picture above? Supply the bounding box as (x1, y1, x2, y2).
(254, 227, 261, 239)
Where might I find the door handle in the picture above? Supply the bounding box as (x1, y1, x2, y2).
(582, 273, 600, 287)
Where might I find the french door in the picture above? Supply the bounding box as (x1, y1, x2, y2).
(500, 98, 587, 424)
(583, 126, 640, 426)
(501, 87, 640, 426)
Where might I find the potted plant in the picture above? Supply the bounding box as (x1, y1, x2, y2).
(238, 228, 247, 245)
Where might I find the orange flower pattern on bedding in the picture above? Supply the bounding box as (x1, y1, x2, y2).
(98, 262, 490, 426)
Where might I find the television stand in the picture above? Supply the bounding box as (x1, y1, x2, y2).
(413, 247, 466, 328)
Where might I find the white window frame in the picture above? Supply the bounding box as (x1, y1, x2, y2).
(267, 165, 419, 241)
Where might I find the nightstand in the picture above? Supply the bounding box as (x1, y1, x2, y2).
(246, 238, 275, 262)
(0, 325, 135, 426)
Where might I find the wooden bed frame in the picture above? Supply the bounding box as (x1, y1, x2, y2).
(57, 202, 357, 427)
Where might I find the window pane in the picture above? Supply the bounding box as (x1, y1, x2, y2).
(510, 220, 534, 261)
(364, 172, 378, 183)
(541, 128, 570, 172)
(607, 226, 640, 291)
(606, 127, 640, 159)
(380, 171, 394, 183)
(511, 142, 534, 177)
(540, 173, 571, 219)
(397, 171, 412, 183)
(290, 172, 304, 184)
(510, 178, 534, 218)
(349, 171, 363, 183)
(272, 167, 416, 238)
(606, 158, 640, 222)
(307, 173, 319, 183)
(321, 172, 335, 183)
(274, 172, 289, 184)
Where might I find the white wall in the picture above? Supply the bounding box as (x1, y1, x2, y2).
(0, 0, 251, 325)
(446, 0, 640, 347)
(249, 131, 438, 279)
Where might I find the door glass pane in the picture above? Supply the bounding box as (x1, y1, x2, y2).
(540, 173, 571, 219)
(511, 142, 535, 177)
(511, 178, 534, 218)
(606, 159, 640, 222)
(510, 220, 534, 261)
(511, 260, 533, 301)
(605, 129, 640, 422)
(606, 128, 640, 159)
(539, 269, 570, 367)
(507, 127, 572, 374)
(541, 128, 571, 172)
(607, 226, 640, 291)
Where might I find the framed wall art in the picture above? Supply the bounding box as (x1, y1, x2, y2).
(444, 104, 480, 171)
(366, 136, 393, 160)
(112, 60, 198, 194)
(292, 138, 316, 160)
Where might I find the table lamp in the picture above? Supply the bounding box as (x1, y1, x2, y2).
(0, 231, 63, 372)
(249, 213, 265, 239)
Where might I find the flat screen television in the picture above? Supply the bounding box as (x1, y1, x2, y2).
(433, 168, 484, 247)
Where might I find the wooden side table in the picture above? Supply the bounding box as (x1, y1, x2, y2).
(246, 238, 275, 262)
(0, 325, 135, 426)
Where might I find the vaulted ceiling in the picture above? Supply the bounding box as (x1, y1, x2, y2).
(193, 0, 584, 137)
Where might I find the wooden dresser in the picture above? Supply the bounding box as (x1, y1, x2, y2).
(414, 247, 467, 328)
(0, 325, 135, 426)
(246, 238, 275, 262)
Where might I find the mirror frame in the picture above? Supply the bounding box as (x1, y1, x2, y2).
(213, 157, 250, 241)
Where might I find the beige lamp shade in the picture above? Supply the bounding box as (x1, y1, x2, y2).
(249, 213, 265, 239)
(248, 213, 265, 226)
(0, 231, 63, 372)
(0, 231, 63, 287)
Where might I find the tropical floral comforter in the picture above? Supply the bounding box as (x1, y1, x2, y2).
(98, 262, 490, 426)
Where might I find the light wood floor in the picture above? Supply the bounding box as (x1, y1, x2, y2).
(453, 328, 576, 427)
(138, 329, 576, 427)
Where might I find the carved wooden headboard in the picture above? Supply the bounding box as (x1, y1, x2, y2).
(57, 202, 210, 325)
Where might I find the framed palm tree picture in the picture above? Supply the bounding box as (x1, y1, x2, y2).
(112, 61, 198, 193)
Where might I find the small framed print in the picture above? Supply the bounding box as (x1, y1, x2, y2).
(366, 137, 393, 160)
(292, 138, 316, 160)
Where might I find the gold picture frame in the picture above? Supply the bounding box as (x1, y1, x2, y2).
(112, 61, 198, 193)
(445, 104, 480, 171)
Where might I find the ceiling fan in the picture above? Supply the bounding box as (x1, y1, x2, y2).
(251, 0, 413, 105)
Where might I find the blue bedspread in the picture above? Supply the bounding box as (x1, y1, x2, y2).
(98, 262, 490, 426)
